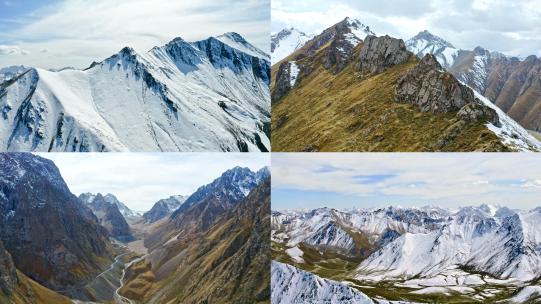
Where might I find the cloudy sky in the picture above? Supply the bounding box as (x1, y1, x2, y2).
(38, 153, 269, 211)
(0, 0, 269, 69)
(272, 0, 541, 57)
(272, 153, 541, 211)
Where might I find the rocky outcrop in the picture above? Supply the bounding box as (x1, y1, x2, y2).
(358, 35, 411, 74)
(457, 102, 500, 126)
(396, 54, 502, 127)
(396, 54, 475, 112)
(407, 31, 541, 131)
(272, 61, 293, 103)
(0, 240, 17, 298)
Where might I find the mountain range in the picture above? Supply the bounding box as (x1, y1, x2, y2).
(271, 18, 541, 152)
(0, 153, 271, 303)
(0, 32, 270, 152)
(406, 30, 541, 133)
(272, 205, 541, 303)
(119, 166, 271, 303)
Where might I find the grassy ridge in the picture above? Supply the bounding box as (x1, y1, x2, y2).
(271, 41, 510, 152)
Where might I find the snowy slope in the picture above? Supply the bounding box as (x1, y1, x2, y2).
(0, 33, 270, 152)
(355, 206, 541, 284)
(274, 205, 541, 284)
(271, 28, 314, 65)
(216, 32, 269, 60)
(472, 89, 541, 151)
(271, 260, 374, 304)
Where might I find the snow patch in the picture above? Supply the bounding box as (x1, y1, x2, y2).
(289, 61, 299, 87)
(285, 246, 304, 263)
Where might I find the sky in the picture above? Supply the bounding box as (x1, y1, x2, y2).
(0, 0, 269, 69)
(272, 0, 541, 58)
(38, 153, 269, 211)
(272, 153, 541, 211)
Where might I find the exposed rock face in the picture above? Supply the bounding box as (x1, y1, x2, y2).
(396, 54, 502, 127)
(358, 35, 411, 74)
(406, 31, 541, 131)
(79, 193, 132, 239)
(143, 195, 186, 223)
(0, 153, 114, 292)
(0, 240, 17, 298)
(457, 102, 500, 126)
(271, 61, 292, 103)
(396, 54, 477, 113)
(322, 18, 374, 73)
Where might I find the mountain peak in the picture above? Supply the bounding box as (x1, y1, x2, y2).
(219, 32, 247, 43)
(410, 30, 455, 48)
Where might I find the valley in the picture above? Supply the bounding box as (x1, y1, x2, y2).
(271, 206, 541, 303)
(0, 153, 271, 303)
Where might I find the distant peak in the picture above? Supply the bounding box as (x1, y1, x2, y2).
(411, 30, 455, 48)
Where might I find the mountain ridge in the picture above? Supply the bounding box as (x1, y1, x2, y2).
(406, 30, 541, 132)
(271, 18, 541, 152)
(0, 32, 270, 152)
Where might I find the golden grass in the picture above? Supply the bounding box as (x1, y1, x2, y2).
(272, 45, 509, 152)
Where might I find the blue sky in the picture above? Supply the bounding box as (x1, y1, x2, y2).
(272, 0, 541, 58)
(37, 153, 269, 211)
(0, 0, 269, 69)
(271, 153, 541, 211)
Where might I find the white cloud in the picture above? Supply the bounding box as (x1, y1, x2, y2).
(272, 153, 541, 209)
(521, 180, 541, 188)
(0, 45, 29, 55)
(271, 0, 541, 58)
(0, 0, 269, 69)
(37, 153, 269, 211)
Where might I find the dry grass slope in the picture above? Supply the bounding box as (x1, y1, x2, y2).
(272, 41, 510, 152)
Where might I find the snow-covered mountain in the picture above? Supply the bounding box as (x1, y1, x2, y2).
(273, 205, 541, 302)
(143, 194, 187, 223)
(217, 32, 269, 60)
(271, 28, 314, 65)
(272, 206, 448, 251)
(79, 192, 139, 218)
(271, 18, 374, 66)
(356, 206, 541, 283)
(0, 33, 270, 152)
(340, 17, 376, 47)
(406, 30, 458, 69)
(271, 260, 373, 304)
(172, 166, 270, 218)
